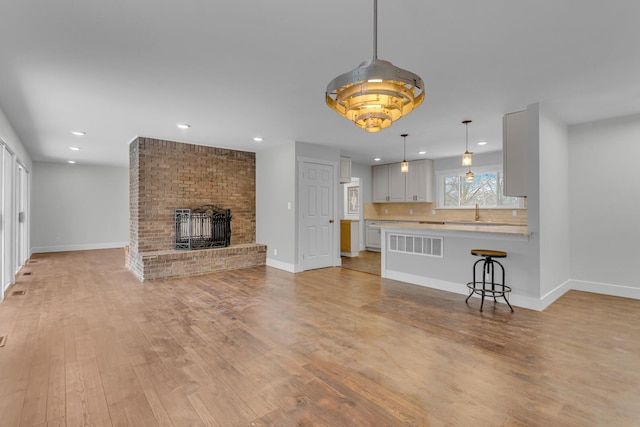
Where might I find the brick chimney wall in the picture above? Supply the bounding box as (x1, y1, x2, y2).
(127, 137, 264, 280)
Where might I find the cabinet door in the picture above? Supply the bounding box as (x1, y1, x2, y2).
(372, 164, 390, 202)
(388, 163, 406, 202)
(340, 156, 351, 184)
(503, 111, 527, 197)
(366, 226, 381, 248)
(405, 159, 434, 202)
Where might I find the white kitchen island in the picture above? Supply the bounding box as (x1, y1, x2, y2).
(374, 222, 539, 310)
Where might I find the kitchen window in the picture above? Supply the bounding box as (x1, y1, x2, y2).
(437, 166, 524, 208)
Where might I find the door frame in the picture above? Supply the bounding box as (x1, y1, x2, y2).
(297, 157, 340, 271)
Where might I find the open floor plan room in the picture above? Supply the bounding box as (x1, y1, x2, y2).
(0, 248, 638, 426)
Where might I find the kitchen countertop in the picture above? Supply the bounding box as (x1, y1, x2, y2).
(369, 221, 531, 236)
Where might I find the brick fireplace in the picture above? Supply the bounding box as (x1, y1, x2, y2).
(127, 137, 266, 281)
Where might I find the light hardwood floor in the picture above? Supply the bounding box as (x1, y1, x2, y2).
(341, 251, 381, 276)
(0, 249, 639, 426)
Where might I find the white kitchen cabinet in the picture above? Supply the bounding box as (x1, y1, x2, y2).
(388, 163, 406, 202)
(405, 159, 434, 202)
(372, 164, 390, 202)
(503, 110, 527, 197)
(340, 156, 351, 184)
(373, 163, 405, 202)
(365, 220, 382, 251)
(373, 160, 434, 203)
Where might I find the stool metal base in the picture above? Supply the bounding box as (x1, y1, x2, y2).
(465, 281, 514, 312)
(465, 255, 514, 312)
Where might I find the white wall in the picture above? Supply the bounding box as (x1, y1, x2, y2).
(537, 104, 571, 297)
(32, 162, 128, 253)
(256, 142, 297, 271)
(569, 114, 640, 296)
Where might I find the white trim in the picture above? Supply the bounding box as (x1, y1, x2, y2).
(32, 242, 128, 254)
(381, 270, 639, 311)
(568, 279, 640, 300)
(384, 269, 556, 312)
(340, 251, 359, 258)
(266, 257, 300, 273)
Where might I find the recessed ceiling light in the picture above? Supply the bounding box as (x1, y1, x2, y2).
(374, 157, 381, 162)
(71, 130, 86, 136)
(477, 141, 488, 146)
(69, 146, 81, 151)
(418, 151, 427, 155)
(253, 137, 263, 142)
(67, 160, 76, 164)
(176, 123, 191, 129)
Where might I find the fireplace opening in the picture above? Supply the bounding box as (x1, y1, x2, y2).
(175, 205, 232, 250)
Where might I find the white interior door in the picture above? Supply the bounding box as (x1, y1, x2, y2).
(301, 161, 335, 270)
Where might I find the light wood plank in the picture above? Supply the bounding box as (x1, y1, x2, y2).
(0, 248, 638, 426)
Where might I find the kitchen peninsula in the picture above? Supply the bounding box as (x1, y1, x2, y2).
(371, 220, 537, 310)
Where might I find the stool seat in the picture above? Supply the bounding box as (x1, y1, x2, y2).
(471, 249, 507, 258)
(465, 249, 513, 312)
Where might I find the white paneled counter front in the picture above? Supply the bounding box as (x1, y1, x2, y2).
(375, 222, 539, 310)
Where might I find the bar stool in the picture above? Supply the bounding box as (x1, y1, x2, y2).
(465, 249, 514, 312)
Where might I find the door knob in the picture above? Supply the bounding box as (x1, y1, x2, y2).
(329, 219, 334, 223)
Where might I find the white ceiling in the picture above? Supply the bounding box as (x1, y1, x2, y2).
(1, 0, 639, 167)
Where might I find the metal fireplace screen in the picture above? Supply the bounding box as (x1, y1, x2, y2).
(175, 205, 232, 250)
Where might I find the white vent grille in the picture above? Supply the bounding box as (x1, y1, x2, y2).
(388, 234, 443, 258)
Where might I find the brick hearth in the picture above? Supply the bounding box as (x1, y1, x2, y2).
(127, 137, 266, 281)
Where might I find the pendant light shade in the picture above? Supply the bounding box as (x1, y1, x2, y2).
(462, 120, 474, 182)
(462, 120, 473, 167)
(462, 151, 472, 167)
(326, 0, 424, 133)
(401, 133, 409, 173)
(465, 170, 475, 183)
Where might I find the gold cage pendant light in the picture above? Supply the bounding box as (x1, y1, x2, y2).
(325, 0, 425, 133)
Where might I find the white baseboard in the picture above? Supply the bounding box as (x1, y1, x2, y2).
(266, 258, 299, 273)
(341, 251, 360, 258)
(32, 242, 128, 254)
(567, 279, 640, 300)
(384, 270, 571, 311)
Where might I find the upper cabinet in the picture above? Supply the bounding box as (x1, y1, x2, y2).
(372, 164, 391, 202)
(372, 159, 434, 203)
(406, 159, 434, 202)
(388, 163, 406, 202)
(339, 156, 352, 184)
(503, 111, 527, 197)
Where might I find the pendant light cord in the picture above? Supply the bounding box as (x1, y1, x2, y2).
(373, 0, 378, 60)
(402, 133, 407, 161)
(465, 122, 469, 152)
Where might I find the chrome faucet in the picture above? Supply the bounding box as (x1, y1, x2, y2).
(475, 203, 480, 221)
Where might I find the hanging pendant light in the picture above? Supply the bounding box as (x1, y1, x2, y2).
(465, 169, 475, 183)
(401, 134, 409, 173)
(462, 120, 475, 183)
(326, 0, 425, 133)
(462, 120, 473, 167)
